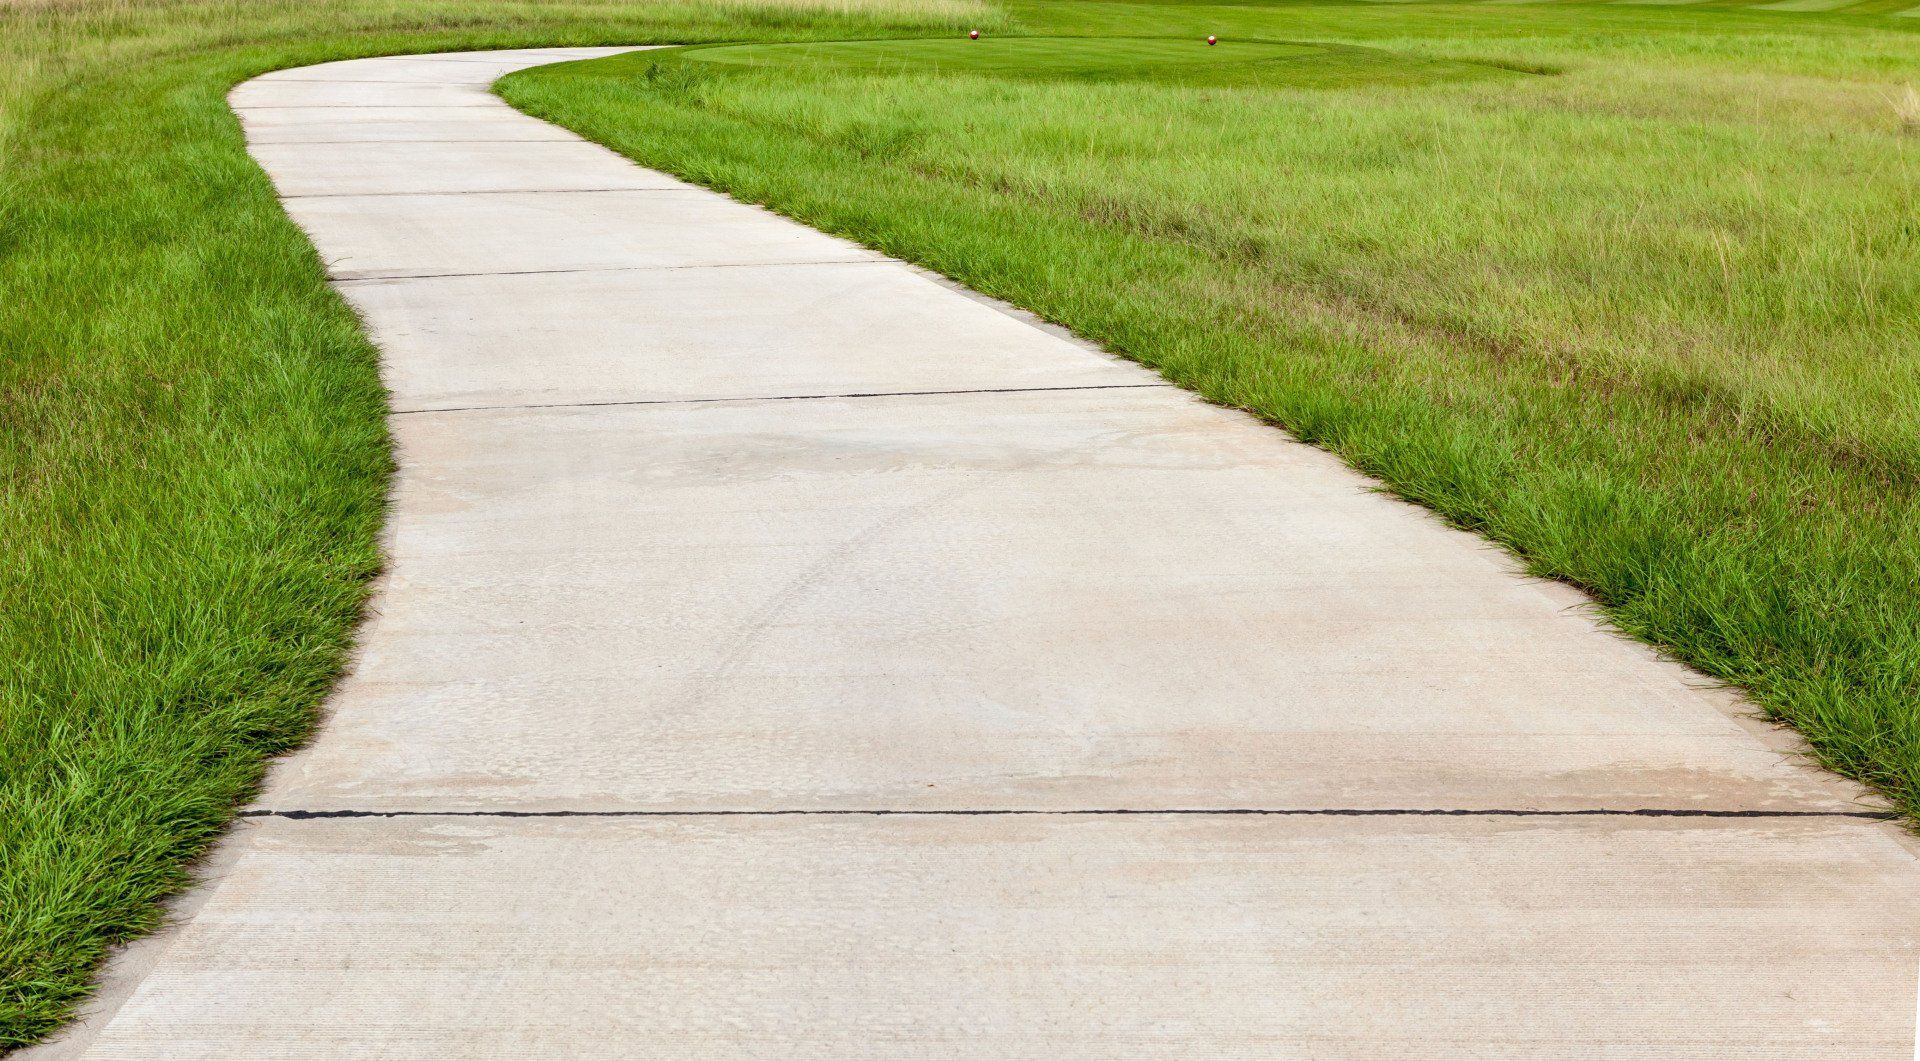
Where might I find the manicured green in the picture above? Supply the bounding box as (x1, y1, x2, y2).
(678, 35, 1525, 87)
(502, 1, 1920, 832)
(0, 0, 993, 1047)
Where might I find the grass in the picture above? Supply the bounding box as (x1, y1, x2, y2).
(1, 0, 1916, 1049)
(499, 3, 1920, 825)
(679, 33, 1528, 86)
(0, 0, 995, 1047)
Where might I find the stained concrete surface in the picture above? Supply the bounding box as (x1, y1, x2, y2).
(267, 389, 1869, 815)
(283, 188, 882, 279)
(59, 815, 1920, 1059)
(340, 263, 1153, 408)
(246, 139, 691, 196)
(32, 48, 1920, 1059)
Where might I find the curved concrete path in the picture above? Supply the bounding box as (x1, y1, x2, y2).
(42, 49, 1920, 1058)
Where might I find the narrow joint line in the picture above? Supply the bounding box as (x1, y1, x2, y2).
(250, 139, 578, 146)
(290, 58, 519, 69)
(331, 258, 890, 283)
(235, 104, 498, 110)
(391, 383, 1174, 416)
(282, 187, 694, 199)
(241, 807, 1897, 821)
(256, 78, 498, 86)
(358, 56, 576, 65)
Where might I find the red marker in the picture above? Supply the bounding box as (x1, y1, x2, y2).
(969, 29, 980, 39)
(1206, 35, 1217, 45)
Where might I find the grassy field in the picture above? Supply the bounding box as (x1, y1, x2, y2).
(0, 0, 994, 1046)
(500, 0, 1920, 851)
(1, 0, 1915, 1048)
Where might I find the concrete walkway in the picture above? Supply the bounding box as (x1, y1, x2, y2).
(45, 49, 1920, 1058)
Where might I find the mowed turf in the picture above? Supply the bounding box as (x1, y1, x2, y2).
(684, 35, 1318, 77)
(679, 35, 1524, 86)
(503, 2, 1920, 829)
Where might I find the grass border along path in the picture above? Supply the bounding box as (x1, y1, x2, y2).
(0, 2, 994, 1047)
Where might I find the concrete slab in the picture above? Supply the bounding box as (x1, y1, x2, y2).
(247, 139, 692, 196)
(251, 48, 637, 84)
(229, 80, 498, 109)
(419, 47, 643, 61)
(251, 56, 556, 84)
(237, 104, 575, 134)
(42, 46, 1920, 1060)
(259, 388, 1866, 814)
(285, 190, 883, 279)
(236, 50, 645, 103)
(69, 814, 1920, 1059)
(341, 262, 1154, 409)
(239, 115, 579, 145)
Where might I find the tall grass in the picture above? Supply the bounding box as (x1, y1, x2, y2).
(0, 0, 992, 1047)
(502, 0, 1920, 828)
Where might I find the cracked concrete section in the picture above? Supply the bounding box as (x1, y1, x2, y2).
(33, 48, 1920, 1059)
